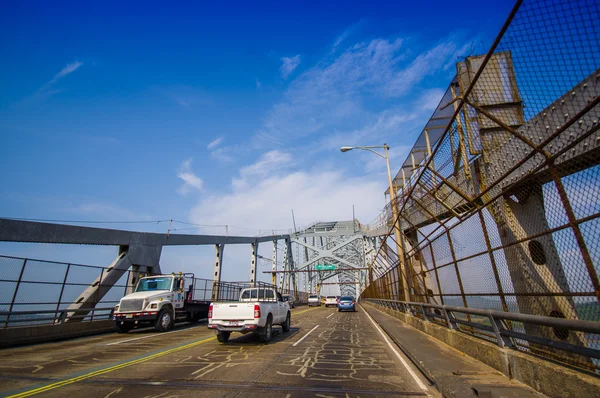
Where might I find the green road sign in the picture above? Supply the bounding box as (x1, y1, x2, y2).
(315, 264, 337, 271)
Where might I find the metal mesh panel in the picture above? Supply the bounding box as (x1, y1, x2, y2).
(0, 255, 126, 327)
(363, 0, 600, 372)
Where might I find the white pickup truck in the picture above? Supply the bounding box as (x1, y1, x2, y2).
(208, 284, 291, 343)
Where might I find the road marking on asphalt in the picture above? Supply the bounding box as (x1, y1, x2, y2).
(292, 306, 320, 316)
(326, 313, 334, 319)
(362, 306, 428, 391)
(7, 335, 217, 398)
(106, 320, 207, 346)
(293, 324, 319, 347)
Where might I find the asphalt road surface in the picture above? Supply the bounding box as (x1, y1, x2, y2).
(0, 305, 437, 397)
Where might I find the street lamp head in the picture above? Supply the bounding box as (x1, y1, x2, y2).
(340, 146, 354, 152)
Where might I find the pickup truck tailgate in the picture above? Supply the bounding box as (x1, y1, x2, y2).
(212, 302, 255, 321)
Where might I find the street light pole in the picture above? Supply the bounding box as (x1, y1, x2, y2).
(341, 144, 410, 302)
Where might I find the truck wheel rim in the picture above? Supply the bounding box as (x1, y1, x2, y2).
(161, 313, 171, 328)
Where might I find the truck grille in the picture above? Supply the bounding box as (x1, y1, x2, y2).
(120, 299, 144, 312)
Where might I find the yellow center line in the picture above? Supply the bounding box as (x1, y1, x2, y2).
(292, 306, 322, 316)
(7, 336, 217, 398)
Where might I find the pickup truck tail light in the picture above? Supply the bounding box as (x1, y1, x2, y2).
(208, 304, 213, 319)
(352, 301, 355, 305)
(254, 304, 261, 318)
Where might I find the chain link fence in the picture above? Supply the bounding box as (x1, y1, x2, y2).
(363, 0, 600, 372)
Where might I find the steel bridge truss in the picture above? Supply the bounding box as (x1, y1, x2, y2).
(291, 221, 369, 298)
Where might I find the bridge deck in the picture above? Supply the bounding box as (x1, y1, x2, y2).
(0, 306, 434, 397)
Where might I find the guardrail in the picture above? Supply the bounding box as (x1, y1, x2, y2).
(0, 307, 115, 327)
(367, 299, 600, 361)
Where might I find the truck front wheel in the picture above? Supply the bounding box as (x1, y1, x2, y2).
(115, 322, 133, 334)
(155, 309, 174, 332)
(217, 331, 231, 343)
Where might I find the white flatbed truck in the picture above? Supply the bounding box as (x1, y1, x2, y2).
(113, 273, 208, 333)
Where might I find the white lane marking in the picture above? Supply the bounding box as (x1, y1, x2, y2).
(292, 324, 319, 347)
(326, 313, 334, 319)
(362, 307, 428, 391)
(106, 320, 207, 346)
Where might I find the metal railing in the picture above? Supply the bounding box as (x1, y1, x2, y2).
(368, 298, 600, 362)
(0, 254, 220, 328)
(0, 307, 115, 327)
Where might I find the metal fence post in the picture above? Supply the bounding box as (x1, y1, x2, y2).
(490, 316, 514, 348)
(55, 263, 71, 323)
(5, 258, 27, 327)
(444, 308, 459, 330)
(420, 304, 429, 321)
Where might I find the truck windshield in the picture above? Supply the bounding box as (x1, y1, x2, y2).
(136, 277, 173, 292)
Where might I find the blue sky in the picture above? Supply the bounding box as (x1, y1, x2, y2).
(0, 0, 516, 283)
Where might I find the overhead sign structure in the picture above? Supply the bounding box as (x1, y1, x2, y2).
(315, 264, 337, 271)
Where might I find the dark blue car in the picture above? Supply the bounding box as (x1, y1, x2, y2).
(337, 296, 356, 312)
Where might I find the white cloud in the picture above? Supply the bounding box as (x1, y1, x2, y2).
(239, 150, 292, 178)
(416, 88, 447, 111)
(25, 61, 84, 103)
(207, 137, 223, 150)
(255, 35, 466, 148)
(158, 85, 210, 109)
(256, 79, 262, 89)
(177, 158, 204, 195)
(332, 20, 364, 52)
(316, 108, 419, 153)
(49, 61, 83, 85)
(280, 55, 301, 79)
(210, 147, 235, 163)
(190, 166, 384, 236)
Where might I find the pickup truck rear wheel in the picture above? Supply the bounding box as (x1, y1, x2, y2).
(217, 331, 231, 343)
(282, 312, 291, 332)
(259, 316, 273, 343)
(155, 309, 174, 332)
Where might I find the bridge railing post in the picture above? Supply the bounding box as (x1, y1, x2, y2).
(420, 304, 429, 321)
(5, 258, 27, 328)
(490, 315, 514, 348)
(55, 263, 71, 322)
(59, 311, 67, 324)
(444, 308, 459, 330)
